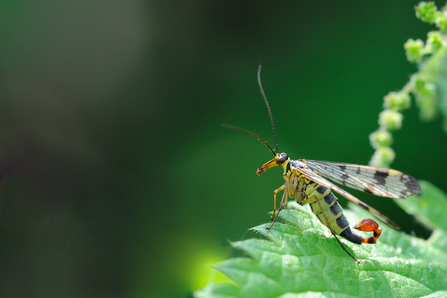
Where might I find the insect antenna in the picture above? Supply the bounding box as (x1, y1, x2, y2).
(257, 65, 279, 154)
(222, 124, 276, 157)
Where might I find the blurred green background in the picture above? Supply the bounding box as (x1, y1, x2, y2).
(1, 1, 447, 297)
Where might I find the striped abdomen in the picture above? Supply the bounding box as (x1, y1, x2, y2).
(296, 182, 365, 245)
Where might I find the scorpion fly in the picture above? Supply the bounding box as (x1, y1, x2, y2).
(223, 65, 421, 263)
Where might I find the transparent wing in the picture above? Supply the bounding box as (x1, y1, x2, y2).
(304, 160, 421, 199)
(293, 166, 400, 229)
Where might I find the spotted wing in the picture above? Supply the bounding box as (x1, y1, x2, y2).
(293, 165, 400, 229)
(304, 160, 421, 199)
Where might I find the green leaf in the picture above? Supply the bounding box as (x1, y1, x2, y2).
(195, 181, 447, 298)
(394, 180, 447, 253)
(395, 180, 447, 232)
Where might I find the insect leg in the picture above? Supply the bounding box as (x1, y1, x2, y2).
(314, 196, 360, 264)
(272, 184, 286, 218)
(353, 218, 382, 244)
(266, 184, 286, 230)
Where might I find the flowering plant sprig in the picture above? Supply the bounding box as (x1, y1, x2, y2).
(370, 1, 447, 168)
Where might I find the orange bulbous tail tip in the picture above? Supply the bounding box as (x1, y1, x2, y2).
(353, 218, 379, 232)
(354, 218, 382, 244)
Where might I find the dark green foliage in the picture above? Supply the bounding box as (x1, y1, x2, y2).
(195, 181, 447, 298)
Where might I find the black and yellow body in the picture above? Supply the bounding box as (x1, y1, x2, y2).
(296, 178, 366, 244)
(258, 153, 384, 246)
(308, 179, 381, 245)
(287, 158, 378, 244)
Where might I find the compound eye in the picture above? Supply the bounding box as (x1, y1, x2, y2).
(276, 152, 288, 164)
